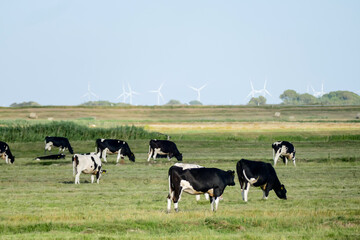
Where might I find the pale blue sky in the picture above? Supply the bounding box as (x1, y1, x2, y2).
(1, 0, 359, 106)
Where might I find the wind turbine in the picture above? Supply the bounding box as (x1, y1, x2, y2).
(115, 83, 128, 103)
(246, 80, 257, 99)
(260, 79, 272, 97)
(149, 83, 165, 105)
(188, 84, 207, 102)
(127, 83, 139, 105)
(82, 82, 99, 101)
(311, 83, 326, 98)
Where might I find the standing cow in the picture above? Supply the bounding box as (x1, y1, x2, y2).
(173, 163, 210, 201)
(147, 139, 182, 161)
(167, 165, 235, 212)
(0, 141, 15, 164)
(236, 159, 287, 202)
(272, 141, 296, 166)
(96, 139, 135, 163)
(45, 136, 74, 154)
(72, 153, 106, 184)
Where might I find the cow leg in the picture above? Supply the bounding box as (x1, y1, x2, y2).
(102, 149, 107, 162)
(5, 155, 8, 164)
(116, 150, 121, 163)
(262, 190, 269, 200)
(167, 154, 171, 161)
(274, 150, 281, 166)
(195, 195, 201, 201)
(244, 182, 250, 202)
(75, 172, 81, 184)
(293, 159, 296, 167)
(91, 175, 95, 184)
(204, 193, 209, 200)
(214, 197, 220, 211)
(153, 151, 158, 160)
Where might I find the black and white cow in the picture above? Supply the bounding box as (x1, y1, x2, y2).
(72, 153, 106, 184)
(147, 139, 182, 161)
(35, 153, 66, 161)
(95, 139, 135, 163)
(236, 159, 287, 202)
(173, 163, 210, 201)
(0, 141, 15, 164)
(45, 136, 74, 154)
(272, 141, 296, 166)
(167, 165, 235, 212)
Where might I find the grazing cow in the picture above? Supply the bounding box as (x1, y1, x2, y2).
(174, 163, 210, 201)
(45, 136, 74, 154)
(272, 141, 296, 166)
(236, 159, 287, 202)
(147, 139, 182, 161)
(35, 153, 66, 160)
(167, 165, 235, 212)
(96, 139, 135, 163)
(72, 153, 106, 184)
(0, 141, 15, 164)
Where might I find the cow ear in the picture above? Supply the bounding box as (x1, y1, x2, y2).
(281, 185, 284, 190)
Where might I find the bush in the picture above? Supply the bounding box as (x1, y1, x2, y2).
(0, 121, 163, 142)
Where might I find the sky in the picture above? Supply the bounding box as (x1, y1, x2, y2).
(0, 0, 359, 106)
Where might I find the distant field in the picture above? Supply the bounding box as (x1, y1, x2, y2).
(0, 106, 359, 239)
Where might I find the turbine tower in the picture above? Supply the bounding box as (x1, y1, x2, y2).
(115, 82, 128, 103)
(260, 79, 272, 97)
(311, 83, 326, 98)
(82, 82, 99, 101)
(189, 84, 207, 102)
(127, 83, 139, 105)
(149, 83, 165, 105)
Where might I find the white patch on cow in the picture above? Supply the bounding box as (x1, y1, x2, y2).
(123, 141, 125, 144)
(180, 180, 203, 195)
(174, 163, 204, 170)
(154, 148, 167, 155)
(101, 139, 105, 142)
(45, 142, 53, 151)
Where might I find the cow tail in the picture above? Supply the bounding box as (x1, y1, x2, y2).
(67, 143, 74, 154)
(72, 155, 79, 176)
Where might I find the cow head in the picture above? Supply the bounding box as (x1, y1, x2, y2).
(175, 153, 183, 161)
(9, 155, 15, 164)
(274, 184, 287, 200)
(227, 170, 236, 186)
(128, 152, 135, 162)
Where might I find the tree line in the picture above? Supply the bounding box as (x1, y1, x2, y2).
(248, 90, 360, 106)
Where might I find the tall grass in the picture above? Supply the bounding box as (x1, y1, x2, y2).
(0, 121, 163, 142)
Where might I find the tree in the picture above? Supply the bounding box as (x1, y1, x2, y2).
(165, 99, 183, 105)
(247, 96, 267, 106)
(189, 100, 202, 105)
(280, 90, 299, 105)
(298, 93, 318, 105)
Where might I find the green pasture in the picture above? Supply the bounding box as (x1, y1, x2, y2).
(0, 106, 359, 239)
(0, 139, 359, 239)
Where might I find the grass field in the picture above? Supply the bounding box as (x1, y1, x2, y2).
(0, 106, 359, 239)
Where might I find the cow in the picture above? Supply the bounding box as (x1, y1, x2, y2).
(173, 163, 210, 201)
(45, 136, 74, 154)
(272, 141, 296, 166)
(95, 139, 135, 163)
(0, 141, 15, 164)
(35, 153, 66, 160)
(72, 153, 106, 184)
(147, 139, 182, 162)
(236, 159, 287, 202)
(167, 165, 235, 212)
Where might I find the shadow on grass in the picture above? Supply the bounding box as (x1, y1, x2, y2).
(26, 160, 71, 166)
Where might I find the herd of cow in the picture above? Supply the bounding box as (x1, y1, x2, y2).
(0, 137, 296, 213)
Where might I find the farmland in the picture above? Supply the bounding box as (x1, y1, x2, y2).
(0, 105, 359, 239)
